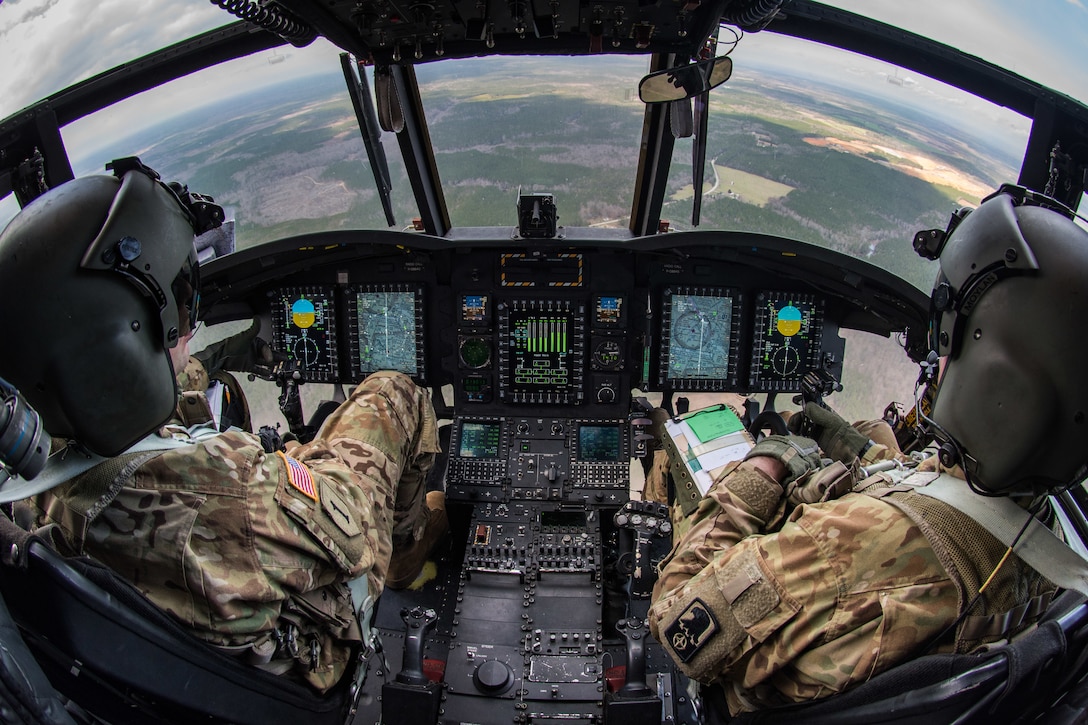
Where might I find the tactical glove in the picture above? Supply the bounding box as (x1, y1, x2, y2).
(784, 460, 855, 506)
(788, 402, 869, 464)
(743, 434, 821, 485)
(193, 318, 277, 376)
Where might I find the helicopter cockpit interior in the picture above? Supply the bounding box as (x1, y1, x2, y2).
(1, 0, 1088, 724)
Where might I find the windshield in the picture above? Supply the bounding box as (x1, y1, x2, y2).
(56, 39, 417, 248)
(819, 0, 1088, 107)
(417, 56, 648, 229)
(662, 29, 1030, 290)
(412, 32, 1029, 290)
(0, 2, 1077, 263)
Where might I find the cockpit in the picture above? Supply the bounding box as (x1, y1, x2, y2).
(2, 0, 1088, 723)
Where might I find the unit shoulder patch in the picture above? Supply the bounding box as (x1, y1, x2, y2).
(664, 597, 720, 663)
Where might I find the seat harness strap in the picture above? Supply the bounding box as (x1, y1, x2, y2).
(901, 472, 1088, 596)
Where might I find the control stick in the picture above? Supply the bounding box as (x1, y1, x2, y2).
(616, 618, 653, 698)
(396, 606, 438, 685)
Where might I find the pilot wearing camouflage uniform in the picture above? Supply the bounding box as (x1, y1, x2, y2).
(649, 188, 1088, 716)
(0, 162, 446, 692)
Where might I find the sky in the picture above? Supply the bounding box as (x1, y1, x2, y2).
(1, 0, 1085, 122)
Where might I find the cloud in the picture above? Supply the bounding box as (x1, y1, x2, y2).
(0, 0, 225, 119)
(0, 0, 62, 31)
(60, 38, 342, 169)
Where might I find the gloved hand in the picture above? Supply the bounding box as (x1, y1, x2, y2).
(193, 318, 277, 376)
(784, 460, 855, 506)
(788, 402, 869, 464)
(743, 434, 822, 485)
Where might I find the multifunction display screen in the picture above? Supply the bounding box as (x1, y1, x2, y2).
(577, 424, 622, 461)
(271, 286, 339, 382)
(510, 311, 572, 389)
(498, 299, 585, 404)
(458, 421, 502, 458)
(346, 285, 425, 381)
(658, 287, 741, 390)
(749, 291, 825, 391)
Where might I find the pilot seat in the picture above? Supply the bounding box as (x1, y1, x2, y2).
(0, 513, 355, 725)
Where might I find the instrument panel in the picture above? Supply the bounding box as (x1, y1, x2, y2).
(239, 239, 903, 422)
(446, 415, 632, 505)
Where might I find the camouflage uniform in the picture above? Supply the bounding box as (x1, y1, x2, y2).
(648, 424, 1055, 715)
(24, 370, 440, 692)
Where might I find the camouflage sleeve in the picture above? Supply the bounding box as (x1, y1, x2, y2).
(155, 371, 436, 629)
(271, 371, 439, 597)
(175, 355, 210, 393)
(649, 493, 959, 714)
(654, 460, 787, 598)
(851, 419, 901, 465)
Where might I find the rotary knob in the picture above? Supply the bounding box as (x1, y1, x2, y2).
(473, 659, 514, 695)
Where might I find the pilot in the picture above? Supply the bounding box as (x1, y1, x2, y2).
(648, 188, 1088, 717)
(0, 162, 447, 692)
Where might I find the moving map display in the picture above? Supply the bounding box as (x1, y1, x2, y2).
(749, 291, 825, 391)
(347, 285, 425, 380)
(659, 287, 741, 390)
(271, 286, 338, 382)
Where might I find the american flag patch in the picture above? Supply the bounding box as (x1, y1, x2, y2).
(277, 451, 318, 502)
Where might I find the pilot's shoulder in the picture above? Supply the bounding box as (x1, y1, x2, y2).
(133, 429, 271, 494)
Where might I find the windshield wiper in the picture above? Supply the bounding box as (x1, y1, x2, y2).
(341, 54, 396, 227)
(691, 90, 709, 227)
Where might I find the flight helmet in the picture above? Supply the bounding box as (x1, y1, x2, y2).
(0, 159, 220, 457)
(922, 185, 1088, 495)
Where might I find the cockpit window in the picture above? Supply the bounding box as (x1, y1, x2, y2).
(0, 1, 228, 118)
(56, 39, 413, 248)
(416, 56, 648, 229)
(664, 30, 1031, 290)
(818, 1, 1088, 107)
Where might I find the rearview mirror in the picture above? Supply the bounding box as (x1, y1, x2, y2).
(638, 57, 733, 103)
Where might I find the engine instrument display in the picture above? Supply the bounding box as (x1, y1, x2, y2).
(498, 299, 586, 404)
(345, 284, 426, 381)
(658, 287, 741, 390)
(749, 291, 825, 391)
(271, 286, 338, 382)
